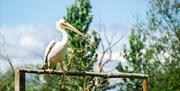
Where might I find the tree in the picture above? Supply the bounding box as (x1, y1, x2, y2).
(116, 0, 180, 90)
(0, 70, 14, 91)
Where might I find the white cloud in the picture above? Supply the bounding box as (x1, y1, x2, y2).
(19, 35, 44, 50)
(0, 25, 59, 73)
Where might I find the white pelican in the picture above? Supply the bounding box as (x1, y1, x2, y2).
(42, 19, 84, 72)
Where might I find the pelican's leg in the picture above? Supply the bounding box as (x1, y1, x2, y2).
(46, 64, 53, 73)
(42, 66, 46, 72)
(52, 66, 56, 73)
(47, 61, 50, 69)
(47, 62, 53, 73)
(60, 63, 67, 76)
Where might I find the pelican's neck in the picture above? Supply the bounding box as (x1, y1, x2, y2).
(59, 29, 68, 45)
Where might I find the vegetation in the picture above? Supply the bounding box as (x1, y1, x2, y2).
(116, 0, 180, 90)
(0, 70, 14, 91)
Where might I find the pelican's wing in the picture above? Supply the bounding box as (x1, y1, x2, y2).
(44, 40, 56, 63)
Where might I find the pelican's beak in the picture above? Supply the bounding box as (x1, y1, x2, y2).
(61, 22, 84, 36)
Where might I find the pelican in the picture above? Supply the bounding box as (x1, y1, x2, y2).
(42, 19, 84, 72)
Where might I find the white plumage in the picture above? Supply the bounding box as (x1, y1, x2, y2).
(42, 19, 84, 71)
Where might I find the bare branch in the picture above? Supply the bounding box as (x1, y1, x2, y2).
(98, 35, 123, 72)
(0, 54, 15, 73)
(104, 36, 123, 53)
(95, 14, 123, 90)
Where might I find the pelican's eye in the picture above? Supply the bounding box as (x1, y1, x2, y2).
(60, 24, 64, 29)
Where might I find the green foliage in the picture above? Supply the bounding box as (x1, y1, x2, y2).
(0, 66, 42, 91)
(0, 70, 14, 91)
(116, 0, 180, 91)
(65, 0, 100, 71)
(146, 0, 180, 90)
(63, 0, 100, 90)
(116, 29, 146, 91)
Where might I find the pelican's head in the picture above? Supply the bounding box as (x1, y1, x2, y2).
(56, 19, 84, 36)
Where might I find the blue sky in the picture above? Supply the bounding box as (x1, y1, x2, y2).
(1, 0, 148, 26)
(0, 0, 148, 76)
